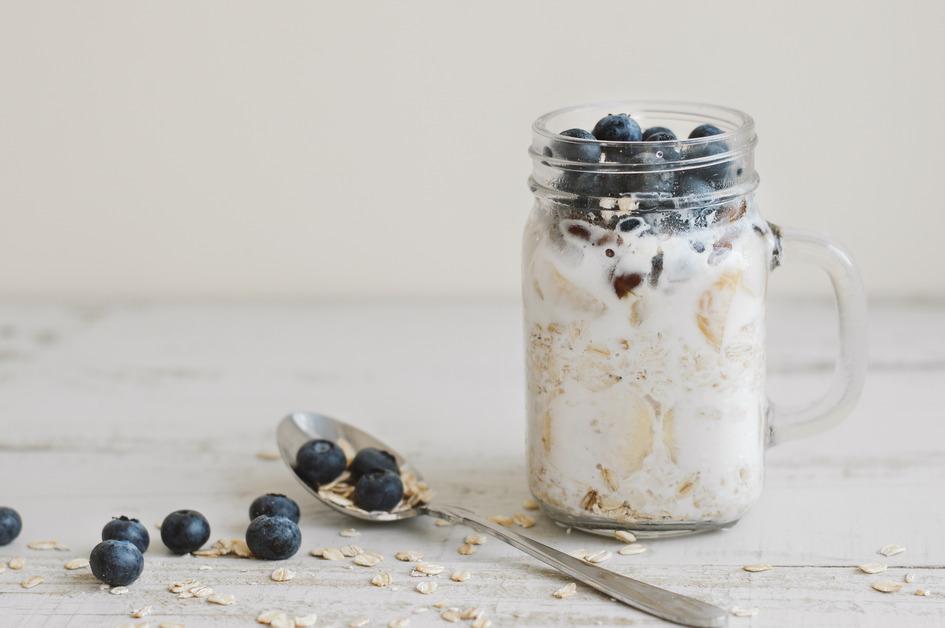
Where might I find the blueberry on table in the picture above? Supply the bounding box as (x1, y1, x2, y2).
(249, 493, 300, 524)
(354, 470, 404, 512)
(0, 506, 22, 546)
(642, 126, 677, 142)
(350, 447, 400, 482)
(89, 540, 144, 586)
(551, 128, 601, 163)
(160, 509, 211, 554)
(245, 515, 301, 560)
(688, 123, 724, 139)
(592, 114, 643, 142)
(295, 439, 347, 488)
(102, 516, 150, 553)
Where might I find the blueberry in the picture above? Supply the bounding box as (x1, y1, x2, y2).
(160, 509, 211, 555)
(89, 540, 144, 586)
(102, 516, 150, 553)
(592, 114, 642, 142)
(295, 439, 347, 488)
(642, 126, 677, 142)
(0, 507, 22, 546)
(688, 123, 724, 139)
(557, 171, 603, 203)
(353, 470, 404, 512)
(245, 515, 301, 560)
(683, 142, 732, 189)
(618, 217, 643, 232)
(350, 447, 400, 482)
(551, 128, 601, 163)
(249, 493, 300, 524)
(675, 175, 715, 199)
(606, 151, 674, 197)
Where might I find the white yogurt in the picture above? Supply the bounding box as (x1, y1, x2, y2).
(523, 199, 774, 526)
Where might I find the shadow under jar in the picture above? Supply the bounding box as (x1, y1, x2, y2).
(523, 101, 867, 536)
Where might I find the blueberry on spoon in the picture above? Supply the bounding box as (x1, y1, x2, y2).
(350, 447, 399, 482)
(295, 439, 347, 488)
(354, 470, 404, 512)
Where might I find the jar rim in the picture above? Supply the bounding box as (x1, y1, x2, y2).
(531, 99, 756, 148)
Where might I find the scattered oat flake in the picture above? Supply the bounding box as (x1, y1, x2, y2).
(585, 550, 612, 564)
(20, 576, 43, 589)
(440, 610, 461, 623)
(457, 543, 476, 556)
(412, 563, 444, 576)
(553, 582, 577, 599)
(568, 548, 588, 560)
(905, 573, 916, 583)
(731, 606, 759, 617)
(340, 528, 359, 537)
(28, 540, 68, 550)
(451, 570, 471, 582)
(353, 552, 383, 567)
(169, 578, 200, 593)
(464, 533, 487, 545)
(618, 543, 647, 555)
(319, 547, 345, 561)
(199, 565, 213, 571)
(131, 606, 152, 618)
(389, 619, 411, 628)
(271, 567, 295, 582)
(349, 619, 369, 628)
(257, 451, 281, 460)
(159, 624, 185, 628)
(879, 544, 906, 557)
(340, 545, 364, 557)
(460, 608, 483, 620)
(110, 586, 129, 595)
(8, 557, 25, 570)
(915, 588, 930, 596)
(190, 585, 214, 598)
(208, 593, 235, 606)
(614, 530, 636, 543)
(433, 518, 452, 527)
(872, 580, 904, 593)
(371, 571, 392, 587)
(432, 601, 449, 609)
(295, 613, 318, 626)
(471, 618, 492, 628)
(742, 563, 771, 572)
(512, 513, 536, 528)
(489, 515, 514, 527)
(64, 558, 89, 570)
(857, 563, 887, 574)
(395, 550, 423, 562)
(258, 610, 285, 624)
(522, 497, 539, 510)
(416, 580, 438, 595)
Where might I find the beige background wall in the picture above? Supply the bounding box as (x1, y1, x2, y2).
(1, 0, 942, 301)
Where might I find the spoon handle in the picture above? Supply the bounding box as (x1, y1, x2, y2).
(423, 503, 728, 628)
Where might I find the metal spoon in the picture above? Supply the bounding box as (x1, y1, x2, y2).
(277, 411, 728, 628)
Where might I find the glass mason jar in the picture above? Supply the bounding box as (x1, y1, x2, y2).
(523, 101, 867, 535)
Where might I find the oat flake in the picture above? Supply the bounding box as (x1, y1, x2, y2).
(857, 563, 887, 574)
(371, 572, 392, 587)
(522, 497, 540, 510)
(320, 547, 345, 561)
(190, 585, 214, 598)
(169, 578, 199, 593)
(915, 588, 930, 596)
(416, 580, 438, 594)
(585, 550, 612, 564)
(28, 540, 68, 551)
(878, 544, 906, 557)
(905, 573, 916, 583)
(433, 519, 452, 527)
(460, 608, 483, 620)
(457, 543, 476, 556)
(348, 618, 369, 628)
(394, 550, 423, 562)
(412, 563, 444, 576)
(271, 567, 295, 582)
(440, 610, 461, 623)
(450, 570, 471, 582)
(8, 557, 25, 570)
(488, 515, 514, 527)
(208, 593, 235, 606)
(742, 563, 771, 572)
(20, 576, 43, 589)
(64, 558, 89, 570)
(618, 544, 647, 555)
(353, 552, 383, 567)
(614, 530, 636, 543)
(109, 586, 129, 595)
(553, 582, 577, 599)
(340, 528, 359, 537)
(872, 580, 904, 593)
(295, 613, 318, 626)
(464, 533, 487, 545)
(131, 606, 152, 618)
(258, 610, 291, 625)
(340, 545, 364, 557)
(472, 618, 492, 628)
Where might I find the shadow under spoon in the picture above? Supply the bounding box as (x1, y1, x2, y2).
(277, 411, 728, 628)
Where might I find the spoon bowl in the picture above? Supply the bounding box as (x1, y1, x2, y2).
(277, 412, 423, 521)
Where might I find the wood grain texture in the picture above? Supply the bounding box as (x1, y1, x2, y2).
(0, 300, 943, 627)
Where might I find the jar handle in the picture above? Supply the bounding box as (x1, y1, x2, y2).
(766, 225, 868, 446)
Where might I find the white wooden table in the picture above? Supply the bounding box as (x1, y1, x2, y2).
(0, 301, 943, 627)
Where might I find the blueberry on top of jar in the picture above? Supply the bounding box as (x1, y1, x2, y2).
(592, 114, 642, 142)
(642, 126, 677, 142)
(552, 128, 601, 163)
(688, 123, 724, 139)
